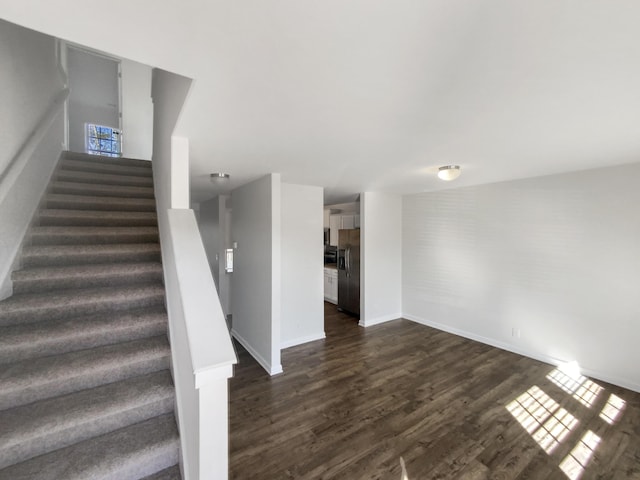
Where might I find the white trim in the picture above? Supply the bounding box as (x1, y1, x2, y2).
(359, 312, 402, 328)
(232, 328, 283, 376)
(403, 313, 640, 394)
(281, 332, 326, 349)
(194, 364, 234, 389)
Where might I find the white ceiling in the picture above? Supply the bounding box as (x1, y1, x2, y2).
(3, 1, 640, 204)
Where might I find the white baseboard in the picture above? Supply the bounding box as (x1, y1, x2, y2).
(359, 312, 402, 328)
(281, 332, 326, 349)
(403, 313, 640, 394)
(231, 329, 282, 376)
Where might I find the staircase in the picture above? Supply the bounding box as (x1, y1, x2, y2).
(0, 152, 181, 479)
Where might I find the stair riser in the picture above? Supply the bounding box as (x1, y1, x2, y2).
(57, 170, 153, 188)
(0, 292, 165, 327)
(60, 159, 153, 179)
(44, 197, 156, 212)
(0, 318, 167, 365)
(0, 397, 174, 470)
(0, 356, 170, 411)
(28, 229, 159, 246)
(13, 272, 164, 295)
(22, 250, 161, 268)
(38, 213, 157, 227)
(51, 182, 155, 199)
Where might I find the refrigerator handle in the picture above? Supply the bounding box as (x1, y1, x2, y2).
(345, 247, 349, 277)
(347, 247, 351, 278)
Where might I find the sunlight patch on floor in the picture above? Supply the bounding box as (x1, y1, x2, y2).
(599, 393, 626, 425)
(559, 430, 601, 480)
(506, 386, 578, 454)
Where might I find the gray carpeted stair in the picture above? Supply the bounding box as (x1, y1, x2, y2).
(51, 180, 156, 199)
(0, 152, 181, 479)
(21, 243, 161, 267)
(27, 225, 160, 245)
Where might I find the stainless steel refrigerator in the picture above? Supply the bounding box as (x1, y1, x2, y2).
(337, 229, 360, 316)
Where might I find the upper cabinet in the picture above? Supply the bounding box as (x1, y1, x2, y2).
(328, 213, 360, 246)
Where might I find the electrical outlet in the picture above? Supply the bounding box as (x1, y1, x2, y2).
(512, 328, 521, 338)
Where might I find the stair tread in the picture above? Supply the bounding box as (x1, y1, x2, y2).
(14, 261, 163, 278)
(0, 413, 179, 480)
(0, 284, 165, 311)
(22, 243, 160, 264)
(0, 335, 170, 411)
(51, 181, 155, 199)
(40, 209, 157, 219)
(38, 209, 157, 227)
(142, 465, 182, 480)
(56, 169, 154, 187)
(23, 242, 160, 255)
(12, 262, 164, 294)
(0, 284, 165, 326)
(0, 305, 167, 364)
(63, 151, 152, 169)
(61, 159, 153, 178)
(0, 370, 174, 469)
(45, 193, 156, 212)
(28, 226, 159, 245)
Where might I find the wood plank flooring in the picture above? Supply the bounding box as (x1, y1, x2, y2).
(229, 303, 640, 479)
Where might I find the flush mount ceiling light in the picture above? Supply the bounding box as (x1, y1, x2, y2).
(210, 173, 230, 181)
(437, 165, 461, 181)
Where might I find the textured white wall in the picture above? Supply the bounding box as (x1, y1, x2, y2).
(281, 183, 324, 348)
(361, 192, 402, 326)
(121, 59, 153, 160)
(402, 163, 640, 392)
(231, 174, 282, 375)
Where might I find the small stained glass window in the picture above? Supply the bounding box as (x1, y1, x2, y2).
(85, 124, 122, 157)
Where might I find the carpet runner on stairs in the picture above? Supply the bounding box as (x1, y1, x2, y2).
(0, 152, 181, 479)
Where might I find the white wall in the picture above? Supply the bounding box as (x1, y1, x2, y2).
(231, 174, 282, 375)
(402, 163, 640, 393)
(67, 46, 120, 153)
(121, 59, 153, 159)
(198, 195, 231, 318)
(0, 20, 62, 175)
(198, 197, 221, 287)
(151, 68, 192, 213)
(0, 20, 65, 299)
(281, 183, 325, 348)
(360, 192, 402, 327)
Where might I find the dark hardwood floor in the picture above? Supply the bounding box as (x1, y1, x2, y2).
(229, 303, 640, 479)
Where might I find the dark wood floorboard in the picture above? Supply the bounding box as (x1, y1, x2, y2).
(229, 303, 640, 479)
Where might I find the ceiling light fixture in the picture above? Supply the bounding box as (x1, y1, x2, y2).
(210, 173, 230, 181)
(437, 165, 461, 181)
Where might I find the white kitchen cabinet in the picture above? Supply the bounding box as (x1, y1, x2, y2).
(324, 267, 338, 304)
(328, 214, 360, 246)
(329, 215, 341, 246)
(341, 214, 355, 229)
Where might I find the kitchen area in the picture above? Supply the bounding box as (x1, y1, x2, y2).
(323, 203, 360, 319)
